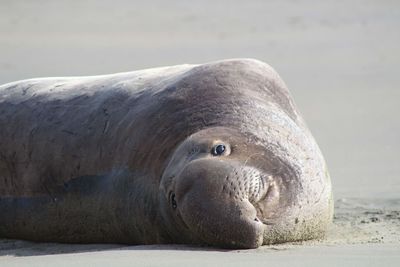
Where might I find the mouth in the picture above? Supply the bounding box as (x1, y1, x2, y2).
(252, 176, 280, 226)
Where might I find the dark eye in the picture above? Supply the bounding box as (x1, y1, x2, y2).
(212, 144, 226, 156)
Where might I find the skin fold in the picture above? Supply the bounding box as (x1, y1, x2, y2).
(0, 59, 333, 248)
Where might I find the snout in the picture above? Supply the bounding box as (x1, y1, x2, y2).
(173, 160, 267, 248)
(178, 188, 265, 248)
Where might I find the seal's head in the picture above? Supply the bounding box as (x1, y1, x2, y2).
(159, 126, 331, 249)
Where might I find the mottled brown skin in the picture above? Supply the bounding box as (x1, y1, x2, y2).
(0, 59, 333, 248)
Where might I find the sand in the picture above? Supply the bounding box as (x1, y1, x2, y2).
(0, 0, 399, 266)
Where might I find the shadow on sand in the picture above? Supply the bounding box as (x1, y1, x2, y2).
(0, 239, 227, 257)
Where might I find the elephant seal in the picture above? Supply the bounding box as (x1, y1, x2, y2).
(0, 59, 332, 248)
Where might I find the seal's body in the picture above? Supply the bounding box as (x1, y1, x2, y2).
(0, 59, 332, 248)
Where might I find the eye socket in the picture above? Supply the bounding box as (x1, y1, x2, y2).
(211, 144, 226, 156)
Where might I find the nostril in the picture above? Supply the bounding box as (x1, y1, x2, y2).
(171, 192, 177, 209)
(254, 217, 260, 222)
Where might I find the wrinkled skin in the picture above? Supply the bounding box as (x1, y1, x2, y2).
(0, 59, 333, 248)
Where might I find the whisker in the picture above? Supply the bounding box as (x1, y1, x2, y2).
(242, 152, 263, 169)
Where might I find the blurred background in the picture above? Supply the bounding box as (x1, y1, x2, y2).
(1, 0, 399, 199)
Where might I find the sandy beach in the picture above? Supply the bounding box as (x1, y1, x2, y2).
(1, 0, 399, 266)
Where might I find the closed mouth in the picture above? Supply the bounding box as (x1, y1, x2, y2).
(253, 177, 280, 226)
